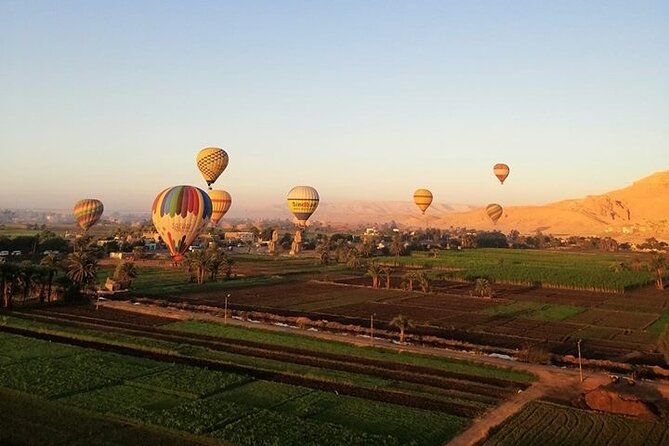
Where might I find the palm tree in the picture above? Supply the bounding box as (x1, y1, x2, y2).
(132, 246, 144, 261)
(73, 235, 93, 253)
(113, 261, 138, 288)
(40, 254, 59, 303)
(390, 314, 414, 343)
(316, 236, 331, 265)
(204, 248, 224, 280)
(17, 262, 37, 304)
(366, 263, 381, 289)
(390, 234, 403, 257)
(473, 277, 493, 298)
(401, 271, 420, 292)
(416, 271, 430, 293)
(334, 239, 348, 263)
(183, 250, 211, 285)
(380, 266, 393, 289)
(66, 251, 99, 292)
(345, 248, 363, 270)
(360, 238, 375, 258)
(0, 263, 18, 310)
(650, 254, 667, 290)
(224, 255, 235, 279)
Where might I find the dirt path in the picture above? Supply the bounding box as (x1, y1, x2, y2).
(445, 367, 612, 446)
(446, 382, 543, 446)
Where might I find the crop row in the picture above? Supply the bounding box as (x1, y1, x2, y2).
(24, 308, 530, 389)
(0, 321, 487, 417)
(0, 387, 208, 446)
(378, 249, 654, 292)
(0, 332, 467, 446)
(481, 401, 669, 446)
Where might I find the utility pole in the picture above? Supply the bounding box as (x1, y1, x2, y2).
(225, 294, 230, 324)
(577, 338, 583, 383)
(370, 313, 375, 345)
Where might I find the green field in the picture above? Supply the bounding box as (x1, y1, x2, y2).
(0, 387, 219, 446)
(481, 400, 669, 446)
(378, 249, 654, 292)
(0, 331, 468, 446)
(1, 314, 533, 403)
(165, 320, 535, 383)
(98, 265, 288, 296)
(482, 302, 586, 321)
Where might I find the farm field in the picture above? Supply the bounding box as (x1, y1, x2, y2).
(96, 256, 347, 298)
(4, 307, 532, 394)
(480, 400, 669, 446)
(0, 387, 217, 446)
(377, 249, 655, 292)
(146, 261, 668, 364)
(0, 330, 470, 446)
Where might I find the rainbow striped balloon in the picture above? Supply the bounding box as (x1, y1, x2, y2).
(208, 189, 232, 225)
(287, 186, 319, 226)
(73, 199, 104, 231)
(151, 185, 212, 260)
(486, 203, 504, 225)
(413, 189, 433, 215)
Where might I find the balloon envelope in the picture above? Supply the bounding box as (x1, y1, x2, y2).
(73, 199, 104, 231)
(493, 163, 510, 184)
(152, 185, 212, 260)
(196, 147, 229, 188)
(208, 189, 232, 226)
(413, 189, 433, 214)
(287, 186, 319, 226)
(486, 203, 504, 224)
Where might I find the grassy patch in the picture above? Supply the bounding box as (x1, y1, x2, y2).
(482, 302, 546, 318)
(129, 365, 251, 398)
(98, 265, 288, 296)
(527, 304, 586, 321)
(165, 319, 535, 383)
(378, 249, 654, 292)
(0, 387, 219, 446)
(0, 334, 161, 398)
(648, 311, 669, 335)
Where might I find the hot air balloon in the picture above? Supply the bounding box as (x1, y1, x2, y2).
(73, 199, 104, 231)
(486, 203, 503, 225)
(208, 189, 232, 226)
(493, 163, 510, 184)
(287, 186, 319, 226)
(151, 185, 212, 261)
(196, 147, 229, 189)
(413, 189, 433, 215)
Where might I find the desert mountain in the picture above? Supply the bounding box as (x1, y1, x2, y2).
(431, 170, 669, 241)
(236, 171, 669, 241)
(237, 201, 476, 226)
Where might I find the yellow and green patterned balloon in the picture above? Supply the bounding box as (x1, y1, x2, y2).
(196, 147, 229, 189)
(73, 199, 104, 231)
(287, 186, 319, 226)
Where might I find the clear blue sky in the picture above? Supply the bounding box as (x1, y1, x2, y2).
(1, 0, 667, 214)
